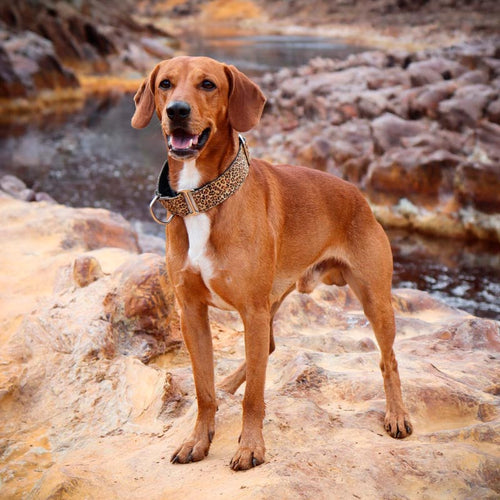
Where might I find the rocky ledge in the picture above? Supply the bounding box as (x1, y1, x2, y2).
(251, 37, 500, 243)
(0, 0, 175, 116)
(0, 192, 498, 498)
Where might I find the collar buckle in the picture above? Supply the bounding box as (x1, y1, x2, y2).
(179, 189, 200, 215)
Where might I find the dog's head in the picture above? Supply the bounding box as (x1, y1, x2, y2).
(131, 56, 266, 161)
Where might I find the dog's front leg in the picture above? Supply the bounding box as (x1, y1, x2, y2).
(171, 301, 216, 464)
(230, 306, 270, 471)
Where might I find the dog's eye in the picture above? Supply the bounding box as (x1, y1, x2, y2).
(159, 79, 171, 90)
(201, 79, 216, 90)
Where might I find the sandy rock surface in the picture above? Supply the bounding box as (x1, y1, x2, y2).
(0, 194, 499, 499)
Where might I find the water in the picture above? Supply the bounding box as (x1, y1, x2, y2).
(183, 34, 369, 74)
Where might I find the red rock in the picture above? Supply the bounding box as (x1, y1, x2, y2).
(367, 147, 461, 196)
(67, 209, 140, 252)
(454, 162, 500, 212)
(0, 29, 78, 98)
(475, 121, 500, 163)
(73, 255, 105, 288)
(103, 253, 181, 362)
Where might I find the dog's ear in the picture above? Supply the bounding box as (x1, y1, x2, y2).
(131, 65, 159, 129)
(224, 64, 266, 132)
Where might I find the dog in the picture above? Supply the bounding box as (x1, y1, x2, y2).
(131, 56, 412, 471)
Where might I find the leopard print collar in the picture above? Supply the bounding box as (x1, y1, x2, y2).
(149, 135, 250, 225)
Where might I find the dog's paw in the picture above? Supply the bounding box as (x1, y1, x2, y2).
(171, 430, 214, 464)
(384, 411, 413, 439)
(229, 437, 265, 471)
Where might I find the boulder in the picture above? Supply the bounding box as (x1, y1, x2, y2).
(103, 253, 181, 362)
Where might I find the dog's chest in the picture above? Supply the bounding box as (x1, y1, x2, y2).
(178, 161, 232, 309)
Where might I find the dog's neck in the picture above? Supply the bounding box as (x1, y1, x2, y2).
(167, 128, 240, 192)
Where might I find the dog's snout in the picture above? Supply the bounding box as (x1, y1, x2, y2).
(167, 101, 191, 121)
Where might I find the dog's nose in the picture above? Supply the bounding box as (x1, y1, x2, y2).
(167, 101, 191, 121)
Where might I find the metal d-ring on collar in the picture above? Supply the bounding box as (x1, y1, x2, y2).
(149, 135, 251, 225)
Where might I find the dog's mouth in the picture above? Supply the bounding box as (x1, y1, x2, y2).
(167, 128, 211, 159)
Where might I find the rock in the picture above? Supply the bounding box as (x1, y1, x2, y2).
(34, 192, 57, 203)
(73, 255, 105, 288)
(454, 162, 500, 213)
(371, 113, 428, 153)
(486, 97, 500, 123)
(254, 37, 500, 242)
(474, 121, 500, 163)
(367, 147, 461, 197)
(0, 174, 26, 194)
(407, 58, 467, 86)
(66, 208, 140, 252)
(438, 84, 498, 130)
(297, 137, 334, 171)
(1, 190, 499, 499)
(0, 28, 79, 99)
(103, 253, 181, 362)
(409, 81, 457, 119)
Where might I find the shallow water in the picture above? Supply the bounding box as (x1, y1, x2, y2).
(182, 34, 369, 74)
(1, 94, 499, 320)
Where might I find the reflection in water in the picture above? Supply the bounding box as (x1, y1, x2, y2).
(183, 34, 369, 74)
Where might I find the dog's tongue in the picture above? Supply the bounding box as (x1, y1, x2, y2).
(171, 131, 198, 150)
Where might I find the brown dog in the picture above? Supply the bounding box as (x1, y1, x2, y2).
(132, 56, 412, 470)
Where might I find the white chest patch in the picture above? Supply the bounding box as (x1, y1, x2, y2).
(178, 161, 217, 292)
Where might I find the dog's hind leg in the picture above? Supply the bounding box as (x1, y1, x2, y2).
(218, 317, 276, 394)
(343, 231, 413, 439)
(217, 291, 291, 394)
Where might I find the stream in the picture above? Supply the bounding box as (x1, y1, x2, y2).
(0, 35, 499, 320)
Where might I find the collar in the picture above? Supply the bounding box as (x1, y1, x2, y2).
(149, 135, 250, 225)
